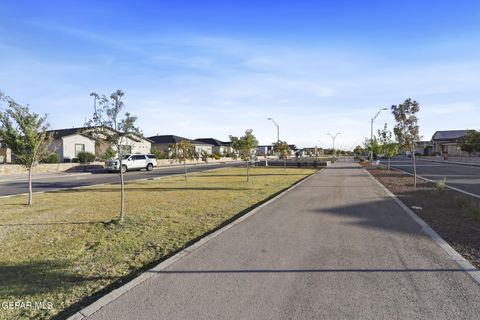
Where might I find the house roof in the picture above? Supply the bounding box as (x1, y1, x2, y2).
(46, 128, 84, 139)
(432, 130, 468, 141)
(195, 138, 230, 146)
(148, 135, 212, 146)
(47, 127, 152, 143)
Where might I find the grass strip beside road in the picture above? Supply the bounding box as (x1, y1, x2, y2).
(0, 167, 316, 320)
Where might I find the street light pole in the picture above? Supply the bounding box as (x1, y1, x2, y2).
(327, 133, 340, 159)
(267, 117, 280, 143)
(370, 108, 388, 162)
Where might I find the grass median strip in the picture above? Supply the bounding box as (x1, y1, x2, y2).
(0, 167, 316, 320)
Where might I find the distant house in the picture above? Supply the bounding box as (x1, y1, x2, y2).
(195, 138, 232, 155)
(148, 135, 213, 155)
(257, 145, 274, 156)
(431, 130, 468, 156)
(47, 127, 152, 162)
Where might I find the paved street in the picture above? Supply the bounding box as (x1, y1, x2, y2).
(0, 162, 241, 196)
(380, 157, 480, 196)
(87, 161, 480, 320)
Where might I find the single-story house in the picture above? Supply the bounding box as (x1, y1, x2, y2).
(195, 138, 232, 155)
(47, 127, 152, 162)
(431, 130, 468, 156)
(148, 135, 213, 155)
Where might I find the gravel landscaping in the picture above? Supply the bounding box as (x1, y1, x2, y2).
(365, 165, 480, 269)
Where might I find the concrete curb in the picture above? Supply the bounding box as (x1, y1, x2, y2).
(66, 169, 322, 320)
(363, 168, 480, 285)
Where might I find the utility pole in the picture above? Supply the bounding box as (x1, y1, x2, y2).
(370, 108, 388, 162)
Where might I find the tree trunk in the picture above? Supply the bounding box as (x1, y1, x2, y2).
(412, 153, 417, 188)
(246, 161, 250, 182)
(28, 165, 33, 205)
(184, 160, 187, 181)
(119, 158, 125, 222)
(388, 157, 391, 172)
(284, 158, 286, 171)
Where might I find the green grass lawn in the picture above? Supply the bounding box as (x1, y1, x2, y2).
(0, 167, 316, 319)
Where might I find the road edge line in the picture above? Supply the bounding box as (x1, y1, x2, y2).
(67, 168, 322, 320)
(363, 168, 480, 285)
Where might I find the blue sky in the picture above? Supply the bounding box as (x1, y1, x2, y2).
(1, 1, 479, 149)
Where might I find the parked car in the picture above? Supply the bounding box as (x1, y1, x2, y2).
(105, 154, 157, 173)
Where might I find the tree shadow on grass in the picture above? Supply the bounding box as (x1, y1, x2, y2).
(0, 260, 117, 298)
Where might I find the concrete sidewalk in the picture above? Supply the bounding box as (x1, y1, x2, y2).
(85, 162, 480, 320)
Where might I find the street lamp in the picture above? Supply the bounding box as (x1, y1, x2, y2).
(370, 107, 388, 162)
(327, 133, 340, 159)
(267, 118, 280, 143)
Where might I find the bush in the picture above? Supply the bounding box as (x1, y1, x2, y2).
(41, 153, 59, 164)
(102, 147, 116, 160)
(77, 151, 95, 164)
(150, 147, 167, 159)
(211, 153, 221, 160)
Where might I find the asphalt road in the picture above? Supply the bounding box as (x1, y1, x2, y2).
(0, 162, 241, 197)
(380, 157, 480, 197)
(87, 162, 480, 320)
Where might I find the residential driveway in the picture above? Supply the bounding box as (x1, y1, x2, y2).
(87, 162, 480, 320)
(381, 157, 480, 196)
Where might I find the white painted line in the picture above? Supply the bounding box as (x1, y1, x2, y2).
(363, 168, 480, 285)
(391, 167, 480, 200)
(67, 169, 321, 320)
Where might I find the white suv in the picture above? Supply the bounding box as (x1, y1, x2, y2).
(105, 154, 157, 173)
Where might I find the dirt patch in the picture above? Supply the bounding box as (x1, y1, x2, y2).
(366, 165, 480, 269)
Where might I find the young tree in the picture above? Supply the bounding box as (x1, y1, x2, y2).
(391, 98, 420, 187)
(230, 129, 259, 182)
(273, 140, 290, 170)
(363, 137, 381, 161)
(460, 130, 480, 155)
(171, 139, 195, 180)
(0, 92, 53, 205)
(377, 123, 399, 171)
(84, 90, 141, 222)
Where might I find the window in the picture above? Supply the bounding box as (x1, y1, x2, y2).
(75, 144, 85, 157)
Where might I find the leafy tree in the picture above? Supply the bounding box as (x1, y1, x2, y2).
(377, 123, 399, 170)
(171, 139, 195, 180)
(363, 137, 381, 160)
(391, 98, 420, 187)
(273, 140, 290, 170)
(460, 130, 480, 155)
(230, 129, 259, 182)
(0, 92, 53, 205)
(84, 90, 141, 222)
(353, 145, 364, 156)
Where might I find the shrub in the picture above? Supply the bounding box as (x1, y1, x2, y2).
(77, 151, 95, 164)
(436, 177, 447, 192)
(211, 153, 221, 160)
(150, 147, 167, 159)
(41, 153, 59, 164)
(102, 147, 116, 160)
